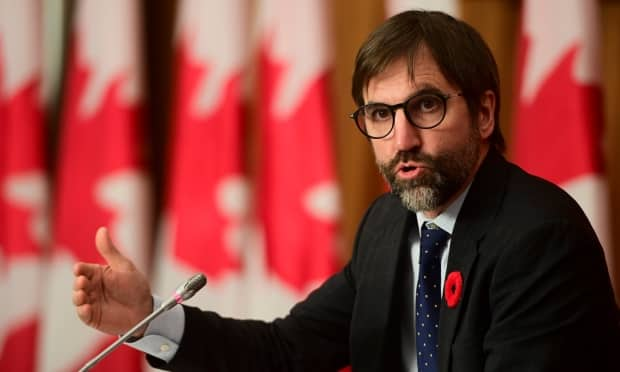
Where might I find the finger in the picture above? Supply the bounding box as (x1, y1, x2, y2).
(76, 303, 93, 325)
(72, 289, 88, 306)
(73, 274, 92, 291)
(73, 262, 101, 279)
(95, 227, 133, 271)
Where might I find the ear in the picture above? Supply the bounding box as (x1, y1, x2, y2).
(477, 90, 495, 140)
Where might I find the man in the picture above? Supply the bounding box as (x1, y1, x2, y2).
(72, 10, 620, 371)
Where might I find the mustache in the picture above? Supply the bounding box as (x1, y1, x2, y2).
(385, 150, 436, 171)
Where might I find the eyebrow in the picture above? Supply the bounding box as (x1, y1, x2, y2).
(365, 86, 445, 106)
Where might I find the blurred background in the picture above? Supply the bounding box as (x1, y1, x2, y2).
(1, 0, 619, 371)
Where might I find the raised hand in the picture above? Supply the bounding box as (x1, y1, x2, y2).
(72, 227, 153, 336)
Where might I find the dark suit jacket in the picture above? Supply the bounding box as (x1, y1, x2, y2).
(149, 151, 620, 371)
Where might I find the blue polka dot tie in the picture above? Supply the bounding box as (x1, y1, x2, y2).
(416, 222, 449, 372)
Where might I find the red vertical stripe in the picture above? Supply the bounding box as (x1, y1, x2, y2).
(258, 0, 340, 294)
(152, 0, 250, 318)
(45, 0, 149, 370)
(512, 0, 611, 259)
(0, 2, 45, 371)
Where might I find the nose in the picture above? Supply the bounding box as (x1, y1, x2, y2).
(393, 108, 421, 152)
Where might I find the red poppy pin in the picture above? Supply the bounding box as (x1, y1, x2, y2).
(445, 271, 463, 308)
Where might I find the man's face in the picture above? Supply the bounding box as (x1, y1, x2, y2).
(365, 51, 486, 216)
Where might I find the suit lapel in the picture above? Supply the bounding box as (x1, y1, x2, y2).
(438, 235, 478, 372)
(352, 195, 414, 371)
(438, 151, 509, 372)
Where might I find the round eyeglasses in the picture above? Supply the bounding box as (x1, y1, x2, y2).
(349, 91, 463, 139)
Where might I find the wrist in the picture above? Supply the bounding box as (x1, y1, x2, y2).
(121, 325, 146, 343)
(124, 296, 154, 343)
(124, 334, 142, 343)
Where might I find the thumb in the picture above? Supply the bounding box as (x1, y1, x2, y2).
(95, 227, 133, 271)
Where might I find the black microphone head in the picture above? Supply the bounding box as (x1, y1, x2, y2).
(186, 273, 207, 291)
(178, 273, 207, 301)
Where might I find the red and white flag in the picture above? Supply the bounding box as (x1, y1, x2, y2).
(40, 0, 150, 371)
(152, 0, 251, 317)
(514, 0, 612, 270)
(0, 1, 47, 371)
(253, 0, 340, 317)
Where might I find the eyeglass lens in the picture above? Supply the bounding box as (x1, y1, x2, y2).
(357, 93, 447, 138)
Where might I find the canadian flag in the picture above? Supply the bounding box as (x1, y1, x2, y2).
(253, 0, 340, 317)
(39, 0, 150, 371)
(514, 0, 612, 272)
(0, 1, 47, 371)
(151, 0, 252, 318)
(385, 0, 459, 16)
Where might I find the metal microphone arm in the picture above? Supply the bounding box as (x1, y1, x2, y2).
(78, 273, 207, 372)
(78, 304, 170, 372)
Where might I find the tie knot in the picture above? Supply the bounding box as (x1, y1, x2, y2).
(420, 222, 449, 259)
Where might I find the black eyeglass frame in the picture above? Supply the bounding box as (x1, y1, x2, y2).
(349, 91, 463, 139)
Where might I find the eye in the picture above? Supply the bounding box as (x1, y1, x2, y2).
(409, 94, 442, 113)
(365, 104, 392, 122)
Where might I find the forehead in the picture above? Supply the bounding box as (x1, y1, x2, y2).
(364, 48, 452, 102)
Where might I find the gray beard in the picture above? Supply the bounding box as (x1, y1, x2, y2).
(377, 131, 480, 212)
(399, 183, 441, 212)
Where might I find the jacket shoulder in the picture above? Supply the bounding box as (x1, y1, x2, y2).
(499, 161, 592, 225)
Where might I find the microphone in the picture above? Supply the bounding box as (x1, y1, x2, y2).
(160, 272, 208, 311)
(78, 273, 207, 372)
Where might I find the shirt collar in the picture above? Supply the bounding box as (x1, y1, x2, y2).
(415, 182, 472, 237)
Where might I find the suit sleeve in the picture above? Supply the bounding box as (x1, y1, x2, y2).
(484, 219, 619, 372)
(146, 267, 355, 371)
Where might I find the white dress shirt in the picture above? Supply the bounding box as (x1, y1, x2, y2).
(402, 184, 471, 372)
(126, 296, 184, 362)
